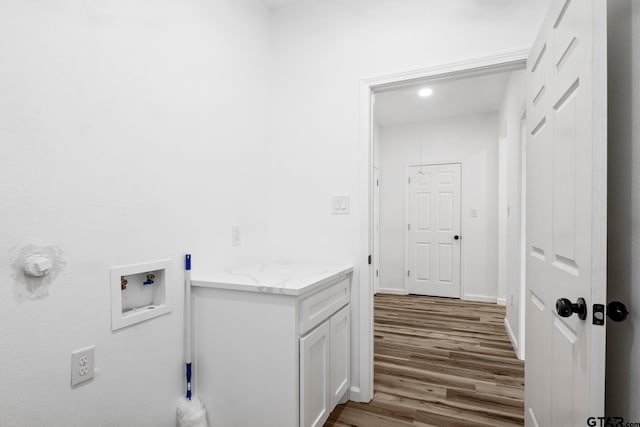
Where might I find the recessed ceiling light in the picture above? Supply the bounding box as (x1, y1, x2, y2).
(418, 88, 433, 97)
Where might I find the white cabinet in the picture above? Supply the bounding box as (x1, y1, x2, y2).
(300, 304, 351, 427)
(300, 276, 349, 333)
(300, 321, 331, 427)
(330, 305, 350, 409)
(192, 263, 352, 427)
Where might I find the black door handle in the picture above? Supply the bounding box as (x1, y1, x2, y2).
(607, 301, 629, 322)
(454, 235, 460, 240)
(556, 297, 587, 320)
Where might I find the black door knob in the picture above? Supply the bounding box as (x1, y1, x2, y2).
(607, 301, 629, 322)
(556, 297, 587, 320)
(454, 235, 460, 240)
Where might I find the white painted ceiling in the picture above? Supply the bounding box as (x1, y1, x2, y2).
(374, 72, 512, 127)
(262, 0, 302, 9)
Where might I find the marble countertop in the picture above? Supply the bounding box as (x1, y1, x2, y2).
(191, 261, 353, 296)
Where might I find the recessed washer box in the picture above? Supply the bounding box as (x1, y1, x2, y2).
(110, 259, 171, 331)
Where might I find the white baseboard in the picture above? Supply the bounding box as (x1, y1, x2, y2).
(348, 386, 363, 402)
(463, 294, 498, 303)
(504, 317, 523, 359)
(377, 288, 409, 295)
(338, 387, 350, 405)
(497, 297, 507, 306)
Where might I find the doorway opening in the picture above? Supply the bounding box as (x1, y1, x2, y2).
(357, 51, 529, 402)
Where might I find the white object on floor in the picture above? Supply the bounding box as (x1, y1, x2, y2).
(176, 397, 210, 427)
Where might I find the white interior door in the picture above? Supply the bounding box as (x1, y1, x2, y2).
(406, 163, 461, 298)
(525, 0, 607, 425)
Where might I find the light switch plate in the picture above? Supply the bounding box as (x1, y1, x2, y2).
(332, 196, 350, 215)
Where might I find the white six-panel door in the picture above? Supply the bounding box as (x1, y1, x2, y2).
(406, 163, 461, 298)
(525, 0, 607, 425)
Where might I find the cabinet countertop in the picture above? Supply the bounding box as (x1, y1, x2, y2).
(191, 261, 353, 297)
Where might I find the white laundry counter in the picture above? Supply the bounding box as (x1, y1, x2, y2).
(191, 262, 353, 427)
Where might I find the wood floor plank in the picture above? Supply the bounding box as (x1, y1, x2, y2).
(325, 294, 524, 427)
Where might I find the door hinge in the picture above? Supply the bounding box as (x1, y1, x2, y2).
(377, 179, 379, 187)
(407, 224, 411, 231)
(407, 270, 410, 277)
(376, 269, 379, 277)
(408, 177, 411, 184)
(368, 254, 372, 265)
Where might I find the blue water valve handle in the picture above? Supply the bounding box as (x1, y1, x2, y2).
(185, 254, 191, 271)
(185, 362, 192, 400)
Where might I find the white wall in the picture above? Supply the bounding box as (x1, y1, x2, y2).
(606, 0, 640, 418)
(378, 114, 499, 300)
(497, 70, 527, 358)
(0, 1, 554, 420)
(268, 0, 551, 396)
(0, 1, 270, 425)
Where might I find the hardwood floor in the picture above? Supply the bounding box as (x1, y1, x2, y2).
(325, 294, 524, 427)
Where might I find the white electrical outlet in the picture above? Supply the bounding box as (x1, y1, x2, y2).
(71, 346, 95, 386)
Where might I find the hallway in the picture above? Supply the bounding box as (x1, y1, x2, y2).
(326, 294, 524, 426)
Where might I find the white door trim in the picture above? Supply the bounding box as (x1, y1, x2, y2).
(588, 0, 608, 411)
(518, 107, 527, 361)
(373, 166, 380, 295)
(356, 49, 529, 403)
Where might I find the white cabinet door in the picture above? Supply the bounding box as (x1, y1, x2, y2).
(330, 305, 350, 409)
(300, 321, 331, 427)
